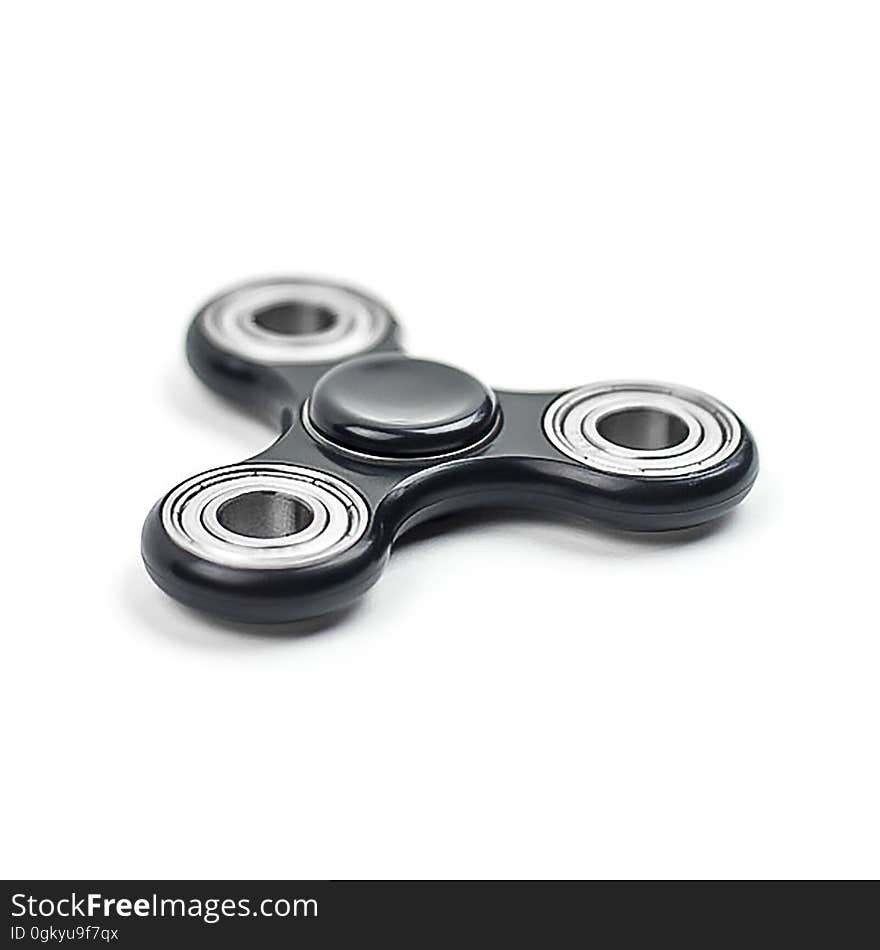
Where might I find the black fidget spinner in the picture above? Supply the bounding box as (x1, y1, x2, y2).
(142, 277, 759, 623)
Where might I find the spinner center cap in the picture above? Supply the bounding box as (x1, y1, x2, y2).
(308, 354, 498, 459)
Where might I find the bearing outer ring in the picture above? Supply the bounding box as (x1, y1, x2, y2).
(543, 381, 742, 478)
(199, 280, 392, 365)
(161, 463, 370, 569)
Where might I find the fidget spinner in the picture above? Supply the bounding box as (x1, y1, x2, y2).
(142, 277, 759, 623)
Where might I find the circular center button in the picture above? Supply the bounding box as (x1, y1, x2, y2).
(308, 354, 498, 458)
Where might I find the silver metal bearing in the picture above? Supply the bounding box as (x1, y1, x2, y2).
(199, 279, 392, 364)
(161, 463, 370, 569)
(543, 381, 742, 477)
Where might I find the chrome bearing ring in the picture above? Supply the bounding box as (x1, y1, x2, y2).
(543, 381, 742, 477)
(199, 279, 392, 364)
(161, 463, 370, 569)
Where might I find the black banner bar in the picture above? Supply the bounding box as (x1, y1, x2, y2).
(3, 881, 877, 948)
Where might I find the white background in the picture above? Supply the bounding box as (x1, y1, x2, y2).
(2, 2, 878, 879)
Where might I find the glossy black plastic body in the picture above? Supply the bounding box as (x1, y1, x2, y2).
(142, 287, 758, 623)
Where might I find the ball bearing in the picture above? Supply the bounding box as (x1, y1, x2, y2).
(543, 381, 743, 478)
(199, 279, 392, 365)
(161, 463, 370, 569)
